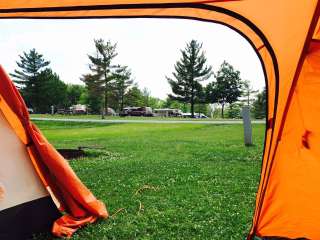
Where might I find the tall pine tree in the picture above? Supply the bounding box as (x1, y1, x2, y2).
(241, 79, 258, 107)
(10, 48, 50, 110)
(81, 74, 103, 114)
(86, 39, 118, 118)
(112, 66, 133, 111)
(167, 40, 212, 117)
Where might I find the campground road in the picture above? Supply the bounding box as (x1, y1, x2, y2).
(31, 117, 265, 125)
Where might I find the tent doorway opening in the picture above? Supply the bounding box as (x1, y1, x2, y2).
(0, 17, 267, 240)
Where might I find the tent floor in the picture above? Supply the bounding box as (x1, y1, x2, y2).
(0, 196, 61, 240)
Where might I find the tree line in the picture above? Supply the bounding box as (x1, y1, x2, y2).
(166, 39, 267, 119)
(10, 39, 266, 119)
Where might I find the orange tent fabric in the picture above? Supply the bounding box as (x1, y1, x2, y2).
(0, 66, 108, 238)
(0, 0, 320, 239)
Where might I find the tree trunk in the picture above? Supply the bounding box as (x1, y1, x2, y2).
(191, 84, 195, 118)
(101, 101, 105, 119)
(101, 103, 106, 119)
(104, 89, 108, 118)
(221, 103, 225, 119)
(102, 73, 108, 119)
(121, 94, 124, 111)
(191, 99, 194, 118)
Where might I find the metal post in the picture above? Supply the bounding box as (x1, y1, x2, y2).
(242, 106, 253, 146)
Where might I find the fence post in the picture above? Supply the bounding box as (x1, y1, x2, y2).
(242, 106, 253, 146)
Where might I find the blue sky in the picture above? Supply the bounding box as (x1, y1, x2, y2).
(0, 18, 264, 99)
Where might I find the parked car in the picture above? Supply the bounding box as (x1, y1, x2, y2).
(182, 112, 208, 118)
(119, 107, 133, 117)
(194, 113, 208, 119)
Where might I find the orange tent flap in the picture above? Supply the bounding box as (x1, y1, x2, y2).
(0, 92, 28, 145)
(0, 65, 108, 237)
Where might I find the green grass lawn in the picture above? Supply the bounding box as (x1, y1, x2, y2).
(32, 121, 264, 240)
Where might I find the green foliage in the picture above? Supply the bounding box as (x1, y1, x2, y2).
(81, 74, 103, 114)
(66, 84, 86, 106)
(33, 121, 264, 240)
(162, 97, 189, 112)
(227, 103, 243, 119)
(84, 39, 119, 118)
(141, 87, 151, 106)
(137, 87, 163, 109)
(252, 88, 266, 119)
(167, 40, 213, 117)
(124, 84, 144, 107)
(241, 80, 258, 107)
(36, 69, 67, 113)
(147, 97, 164, 109)
(194, 103, 209, 116)
(206, 61, 243, 118)
(10, 48, 50, 111)
(111, 66, 133, 111)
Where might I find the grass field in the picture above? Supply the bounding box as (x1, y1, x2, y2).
(32, 121, 265, 240)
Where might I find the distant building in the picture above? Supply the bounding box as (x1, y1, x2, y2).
(71, 104, 87, 114)
(154, 109, 183, 117)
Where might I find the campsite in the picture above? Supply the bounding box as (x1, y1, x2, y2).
(1, 1, 320, 240)
(32, 121, 264, 240)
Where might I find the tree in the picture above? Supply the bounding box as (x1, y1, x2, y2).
(124, 84, 144, 107)
(81, 74, 103, 114)
(86, 39, 118, 118)
(252, 88, 267, 119)
(147, 96, 164, 109)
(112, 66, 133, 111)
(163, 97, 189, 112)
(142, 87, 151, 106)
(206, 61, 243, 118)
(227, 102, 243, 119)
(241, 80, 258, 106)
(66, 84, 86, 106)
(167, 40, 212, 117)
(10, 48, 50, 110)
(36, 69, 68, 113)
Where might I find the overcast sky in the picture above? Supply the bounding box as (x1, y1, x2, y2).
(0, 18, 265, 99)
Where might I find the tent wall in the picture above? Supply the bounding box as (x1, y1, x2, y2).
(0, 99, 61, 239)
(253, 41, 320, 239)
(0, 110, 47, 211)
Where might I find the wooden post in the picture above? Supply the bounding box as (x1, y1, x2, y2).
(242, 106, 253, 146)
